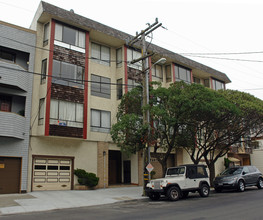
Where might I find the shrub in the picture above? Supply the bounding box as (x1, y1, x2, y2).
(74, 169, 99, 188)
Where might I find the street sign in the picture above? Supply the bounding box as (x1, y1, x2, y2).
(146, 163, 154, 172)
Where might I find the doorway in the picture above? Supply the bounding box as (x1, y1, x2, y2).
(108, 151, 122, 184)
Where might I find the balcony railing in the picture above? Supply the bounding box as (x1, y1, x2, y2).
(0, 111, 25, 139)
(0, 61, 30, 91)
(229, 145, 253, 154)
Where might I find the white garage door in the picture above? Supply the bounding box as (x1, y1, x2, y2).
(33, 157, 72, 191)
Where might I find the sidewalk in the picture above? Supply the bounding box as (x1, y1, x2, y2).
(0, 186, 144, 215)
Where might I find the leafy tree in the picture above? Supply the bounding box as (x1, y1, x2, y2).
(179, 86, 263, 184)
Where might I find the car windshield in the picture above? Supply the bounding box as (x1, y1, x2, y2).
(166, 167, 185, 175)
(221, 167, 243, 175)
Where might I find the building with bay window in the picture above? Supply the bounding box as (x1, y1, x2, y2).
(0, 21, 36, 194)
(28, 1, 231, 192)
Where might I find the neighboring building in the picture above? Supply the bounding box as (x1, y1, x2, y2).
(0, 21, 36, 193)
(250, 135, 263, 173)
(28, 1, 231, 191)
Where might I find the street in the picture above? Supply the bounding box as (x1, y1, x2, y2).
(1, 187, 263, 220)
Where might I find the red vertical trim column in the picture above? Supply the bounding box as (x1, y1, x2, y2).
(190, 70, 193, 83)
(172, 63, 176, 82)
(124, 46, 128, 93)
(83, 32, 89, 139)
(210, 77, 213, 90)
(45, 19, 55, 136)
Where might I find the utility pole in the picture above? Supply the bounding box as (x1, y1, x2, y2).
(127, 18, 162, 194)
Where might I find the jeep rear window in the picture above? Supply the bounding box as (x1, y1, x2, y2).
(166, 167, 185, 175)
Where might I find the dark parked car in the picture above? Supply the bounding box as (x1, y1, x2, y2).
(213, 166, 263, 192)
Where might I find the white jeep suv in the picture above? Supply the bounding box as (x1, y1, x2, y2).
(146, 164, 210, 201)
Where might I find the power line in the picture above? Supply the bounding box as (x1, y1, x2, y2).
(0, 65, 142, 89)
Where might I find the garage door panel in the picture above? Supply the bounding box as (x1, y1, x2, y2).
(32, 157, 72, 191)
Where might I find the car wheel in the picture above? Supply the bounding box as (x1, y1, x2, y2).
(199, 184, 210, 197)
(237, 180, 245, 192)
(257, 178, 263, 189)
(167, 186, 180, 201)
(214, 187, 222, 193)
(149, 193, 160, 201)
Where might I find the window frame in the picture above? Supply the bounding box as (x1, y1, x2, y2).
(49, 99, 83, 128)
(52, 59, 84, 89)
(91, 42, 110, 66)
(43, 22, 50, 47)
(0, 49, 15, 63)
(54, 23, 85, 49)
(41, 59, 47, 84)
(212, 78, 225, 91)
(174, 64, 192, 84)
(116, 48, 122, 68)
(117, 78, 123, 100)
(91, 74, 111, 99)
(91, 109, 111, 133)
(38, 98, 45, 125)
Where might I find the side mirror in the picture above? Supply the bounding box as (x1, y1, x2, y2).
(242, 171, 247, 175)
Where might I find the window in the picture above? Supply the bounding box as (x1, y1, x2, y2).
(204, 79, 210, 88)
(38, 98, 45, 125)
(91, 43, 110, 65)
(212, 79, 225, 91)
(128, 79, 141, 91)
(41, 59, 47, 84)
(91, 74, 111, 99)
(54, 23, 85, 48)
(117, 79, 123, 100)
(152, 64, 163, 81)
(193, 77, 201, 84)
(0, 95, 12, 112)
(165, 65, 172, 83)
(116, 48, 122, 67)
(91, 109, 111, 133)
(50, 99, 83, 128)
(0, 49, 15, 63)
(127, 48, 142, 70)
(52, 60, 84, 89)
(174, 64, 191, 84)
(43, 22, 49, 46)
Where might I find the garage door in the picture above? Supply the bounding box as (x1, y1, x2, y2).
(0, 157, 21, 194)
(32, 157, 72, 191)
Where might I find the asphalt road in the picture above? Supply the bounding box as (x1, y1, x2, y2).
(1, 187, 263, 220)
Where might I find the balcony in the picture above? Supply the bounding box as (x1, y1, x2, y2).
(0, 111, 25, 139)
(229, 145, 253, 154)
(0, 61, 30, 92)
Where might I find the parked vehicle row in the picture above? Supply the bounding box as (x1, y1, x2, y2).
(145, 164, 263, 201)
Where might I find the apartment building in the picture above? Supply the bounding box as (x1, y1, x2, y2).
(0, 21, 36, 194)
(28, 1, 231, 191)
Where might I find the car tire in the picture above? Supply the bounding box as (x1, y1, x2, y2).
(149, 193, 160, 201)
(237, 180, 245, 192)
(167, 186, 180, 201)
(214, 187, 222, 193)
(257, 178, 263, 189)
(199, 184, 210, 197)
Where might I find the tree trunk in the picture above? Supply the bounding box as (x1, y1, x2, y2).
(161, 161, 167, 177)
(207, 162, 216, 187)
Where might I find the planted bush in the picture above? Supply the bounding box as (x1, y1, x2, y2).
(74, 169, 99, 188)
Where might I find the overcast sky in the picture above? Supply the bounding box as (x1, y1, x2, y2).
(1, 0, 263, 100)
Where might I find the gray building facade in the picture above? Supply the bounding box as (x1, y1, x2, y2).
(0, 21, 36, 193)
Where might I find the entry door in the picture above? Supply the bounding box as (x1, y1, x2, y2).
(0, 157, 21, 194)
(123, 161, 131, 184)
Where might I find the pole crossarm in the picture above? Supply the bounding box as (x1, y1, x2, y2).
(127, 18, 159, 46)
